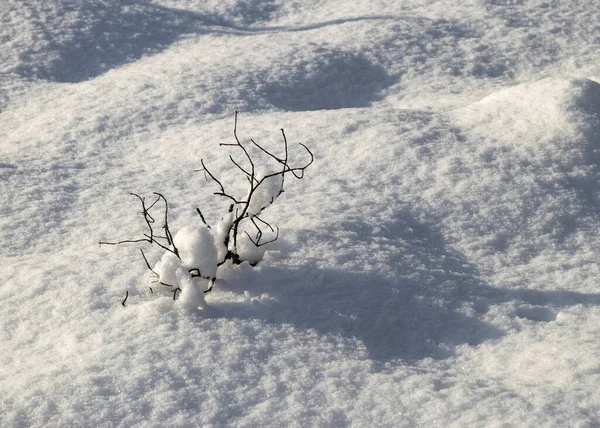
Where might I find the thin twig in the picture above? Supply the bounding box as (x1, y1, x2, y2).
(196, 208, 211, 229)
(245, 225, 279, 247)
(254, 215, 275, 232)
(203, 278, 216, 294)
(153, 192, 178, 257)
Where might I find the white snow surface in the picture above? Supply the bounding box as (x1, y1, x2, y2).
(2, 0, 600, 426)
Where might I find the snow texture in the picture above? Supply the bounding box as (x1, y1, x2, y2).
(2, 0, 600, 426)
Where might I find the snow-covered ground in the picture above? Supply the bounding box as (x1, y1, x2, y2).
(2, 0, 600, 426)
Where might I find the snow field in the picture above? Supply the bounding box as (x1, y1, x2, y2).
(1, 0, 600, 426)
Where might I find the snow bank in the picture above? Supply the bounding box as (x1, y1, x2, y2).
(436, 78, 600, 282)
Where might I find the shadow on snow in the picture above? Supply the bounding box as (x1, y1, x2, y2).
(18, 0, 400, 101)
(198, 207, 600, 363)
(17, 0, 225, 83)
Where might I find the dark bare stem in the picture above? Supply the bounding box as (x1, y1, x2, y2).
(199, 160, 242, 204)
(189, 268, 210, 279)
(228, 154, 256, 183)
(252, 218, 263, 242)
(100, 238, 149, 246)
(245, 225, 279, 247)
(146, 194, 162, 212)
(153, 192, 178, 257)
(254, 215, 275, 232)
(212, 113, 311, 255)
(250, 138, 285, 164)
(196, 208, 211, 229)
(140, 248, 153, 271)
(203, 278, 216, 294)
(122, 290, 129, 307)
(133, 193, 155, 243)
(102, 193, 180, 259)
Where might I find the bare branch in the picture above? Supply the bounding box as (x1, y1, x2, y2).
(220, 111, 256, 188)
(250, 138, 285, 164)
(196, 208, 211, 229)
(254, 215, 275, 232)
(245, 225, 279, 247)
(140, 248, 153, 271)
(100, 193, 181, 259)
(280, 129, 289, 191)
(228, 154, 256, 183)
(198, 159, 225, 193)
(251, 217, 264, 243)
(159, 281, 175, 288)
(198, 159, 243, 204)
(146, 194, 162, 212)
(203, 278, 216, 294)
(100, 238, 149, 246)
(132, 193, 155, 242)
(153, 192, 178, 256)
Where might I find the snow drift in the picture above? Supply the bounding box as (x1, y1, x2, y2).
(3, 0, 600, 426)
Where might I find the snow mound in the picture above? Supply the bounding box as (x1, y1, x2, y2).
(454, 77, 600, 148)
(436, 78, 600, 276)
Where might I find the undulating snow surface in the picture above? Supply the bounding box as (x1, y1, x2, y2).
(2, 0, 600, 426)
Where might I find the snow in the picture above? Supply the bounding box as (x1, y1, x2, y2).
(246, 172, 284, 216)
(214, 211, 235, 261)
(1, 0, 600, 426)
(173, 224, 218, 278)
(153, 250, 183, 287)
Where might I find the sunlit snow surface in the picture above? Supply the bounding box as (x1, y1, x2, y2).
(2, 0, 600, 426)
